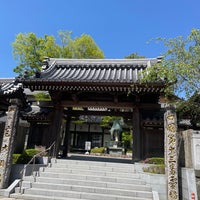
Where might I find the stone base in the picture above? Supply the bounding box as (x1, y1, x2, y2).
(108, 147, 123, 156)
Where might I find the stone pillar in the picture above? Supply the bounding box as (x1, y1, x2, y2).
(164, 104, 179, 200)
(0, 99, 21, 189)
(132, 106, 141, 162)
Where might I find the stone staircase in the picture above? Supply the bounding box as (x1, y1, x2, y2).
(11, 157, 155, 200)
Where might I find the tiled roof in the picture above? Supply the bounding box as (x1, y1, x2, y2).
(38, 58, 158, 83)
(0, 78, 23, 95)
(0, 78, 28, 107)
(22, 58, 165, 92)
(21, 105, 53, 121)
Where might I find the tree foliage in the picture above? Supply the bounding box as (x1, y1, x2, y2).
(34, 92, 51, 101)
(141, 28, 200, 127)
(12, 31, 104, 76)
(122, 131, 132, 149)
(100, 116, 122, 128)
(69, 34, 104, 59)
(176, 92, 200, 128)
(125, 52, 145, 59)
(12, 33, 60, 76)
(142, 28, 200, 98)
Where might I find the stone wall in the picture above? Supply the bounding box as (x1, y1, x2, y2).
(182, 130, 200, 170)
(181, 168, 198, 200)
(195, 170, 200, 200)
(180, 130, 200, 200)
(134, 163, 167, 200)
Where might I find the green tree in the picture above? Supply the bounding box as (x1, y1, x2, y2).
(125, 52, 145, 59)
(34, 92, 51, 101)
(69, 34, 104, 59)
(12, 31, 104, 76)
(100, 116, 121, 128)
(122, 131, 132, 150)
(176, 92, 200, 128)
(12, 33, 60, 76)
(142, 28, 200, 98)
(141, 28, 200, 127)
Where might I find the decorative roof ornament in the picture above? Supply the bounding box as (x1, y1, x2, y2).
(42, 56, 50, 71)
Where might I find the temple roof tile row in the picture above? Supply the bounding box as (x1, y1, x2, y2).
(36, 58, 157, 84)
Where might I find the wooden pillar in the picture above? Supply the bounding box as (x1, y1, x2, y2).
(50, 105, 63, 157)
(0, 99, 21, 188)
(63, 115, 71, 157)
(132, 106, 141, 162)
(27, 122, 36, 148)
(164, 104, 179, 200)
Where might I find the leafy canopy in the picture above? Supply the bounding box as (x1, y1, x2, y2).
(142, 28, 200, 98)
(12, 31, 104, 76)
(176, 91, 200, 128)
(124, 52, 145, 59)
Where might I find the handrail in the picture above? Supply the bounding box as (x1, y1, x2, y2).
(19, 141, 56, 193)
(20, 141, 56, 175)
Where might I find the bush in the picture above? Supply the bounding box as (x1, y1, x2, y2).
(126, 149, 132, 153)
(122, 131, 132, 149)
(13, 149, 40, 164)
(12, 154, 21, 164)
(24, 149, 40, 157)
(143, 165, 165, 174)
(90, 147, 105, 154)
(144, 157, 164, 165)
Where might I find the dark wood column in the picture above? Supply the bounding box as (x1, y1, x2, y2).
(62, 114, 71, 157)
(49, 105, 63, 157)
(49, 91, 64, 157)
(0, 99, 21, 188)
(132, 106, 141, 162)
(27, 122, 36, 148)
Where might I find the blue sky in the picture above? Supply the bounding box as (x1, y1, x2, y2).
(1, 0, 200, 77)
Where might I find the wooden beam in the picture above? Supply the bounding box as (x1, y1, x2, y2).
(64, 110, 132, 117)
(61, 100, 135, 109)
(61, 100, 160, 109)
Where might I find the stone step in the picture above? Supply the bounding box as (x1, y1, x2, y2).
(30, 171, 145, 185)
(51, 157, 134, 166)
(23, 176, 148, 190)
(22, 175, 151, 191)
(54, 156, 131, 163)
(52, 158, 134, 168)
(50, 162, 135, 173)
(41, 167, 138, 178)
(23, 181, 152, 195)
(11, 193, 152, 200)
(11, 193, 88, 200)
(48, 163, 136, 173)
(14, 187, 153, 200)
(10, 158, 154, 200)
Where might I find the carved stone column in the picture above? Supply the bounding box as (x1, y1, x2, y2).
(132, 106, 141, 162)
(164, 104, 179, 200)
(0, 99, 21, 189)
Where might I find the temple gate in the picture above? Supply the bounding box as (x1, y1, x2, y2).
(20, 58, 165, 161)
